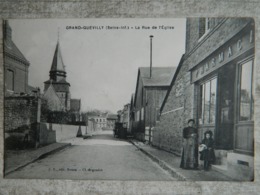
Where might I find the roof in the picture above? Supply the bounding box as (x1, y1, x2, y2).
(4, 21, 29, 65)
(50, 42, 66, 72)
(139, 67, 176, 87)
(70, 99, 81, 112)
(107, 114, 118, 120)
(42, 84, 64, 111)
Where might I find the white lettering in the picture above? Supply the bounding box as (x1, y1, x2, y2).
(205, 63, 209, 71)
(218, 52, 224, 62)
(196, 69, 199, 78)
(211, 58, 216, 67)
(201, 65, 204, 74)
(228, 46, 232, 57)
(237, 39, 242, 51)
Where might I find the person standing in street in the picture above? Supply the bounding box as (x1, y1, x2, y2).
(180, 119, 198, 169)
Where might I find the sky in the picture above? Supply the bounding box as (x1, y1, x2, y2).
(10, 19, 186, 113)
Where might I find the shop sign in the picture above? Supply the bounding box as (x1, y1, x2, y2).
(191, 29, 254, 83)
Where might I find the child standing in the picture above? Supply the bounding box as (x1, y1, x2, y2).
(200, 130, 215, 171)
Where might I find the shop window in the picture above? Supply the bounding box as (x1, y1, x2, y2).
(239, 60, 254, 121)
(6, 69, 14, 91)
(199, 77, 217, 124)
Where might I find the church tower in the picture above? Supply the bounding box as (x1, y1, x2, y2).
(44, 41, 71, 111)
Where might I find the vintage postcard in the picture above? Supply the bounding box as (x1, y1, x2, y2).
(3, 18, 254, 182)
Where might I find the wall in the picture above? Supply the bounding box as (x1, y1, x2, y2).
(4, 96, 39, 132)
(4, 50, 29, 95)
(51, 123, 86, 142)
(39, 123, 56, 145)
(152, 57, 190, 155)
(4, 96, 42, 148)
(186, 18, 252, 70)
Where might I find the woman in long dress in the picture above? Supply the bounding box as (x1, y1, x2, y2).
(180, 119, 198, 169)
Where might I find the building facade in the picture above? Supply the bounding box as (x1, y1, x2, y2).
(132, 67, 176, 142)
(153, 18, 255, 181)
(4, 21, 30, 96)
(89, 114, 107, 130)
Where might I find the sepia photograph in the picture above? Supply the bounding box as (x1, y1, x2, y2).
(3, 18, 254, 182)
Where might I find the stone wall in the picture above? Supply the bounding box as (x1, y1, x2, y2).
(4, 96, 39, 132)
(3, 96, 56, 149)
(51, 123, 86, 142)
(152, 56, 190, 155)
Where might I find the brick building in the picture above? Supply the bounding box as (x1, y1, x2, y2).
(132, 67, 176, 142)
(3, 21, 30, 96)
(153, 18, 254, 181)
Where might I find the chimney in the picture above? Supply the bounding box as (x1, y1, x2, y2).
(150, 35, 153, 78)
(4, 20, 12, 47)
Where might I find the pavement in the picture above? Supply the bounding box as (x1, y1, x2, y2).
(4, 142, 71, 175)
(4, 135, 234, 181)
(129, 139, 234, 181)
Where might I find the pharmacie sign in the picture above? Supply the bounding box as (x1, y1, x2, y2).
(191, 29, 254, 83)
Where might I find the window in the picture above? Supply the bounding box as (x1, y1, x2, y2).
(199, 18, 211, 40)
(6, 69, 14, 91)
(199, 77, 217, 124)
(239, 59, 254, 121)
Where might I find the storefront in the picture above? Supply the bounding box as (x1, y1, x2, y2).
(191, 25, 254, 155)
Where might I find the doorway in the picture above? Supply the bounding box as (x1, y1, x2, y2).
(216, 63, 236, 149)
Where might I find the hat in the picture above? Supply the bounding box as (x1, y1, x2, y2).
(188, 119, 195, 123)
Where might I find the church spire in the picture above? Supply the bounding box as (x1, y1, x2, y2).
(49, 34, 66, 81)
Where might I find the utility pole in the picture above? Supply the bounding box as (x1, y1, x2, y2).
(149, 35, 153, 78)
(149, 35, 153, 144)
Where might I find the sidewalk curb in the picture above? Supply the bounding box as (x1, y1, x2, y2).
(129, 140, 187, 181)
(5, 143, 72, 175)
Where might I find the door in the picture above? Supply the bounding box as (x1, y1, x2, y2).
(216, 63, 236, 149)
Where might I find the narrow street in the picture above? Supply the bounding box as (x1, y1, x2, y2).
(6, 130, 177, 180)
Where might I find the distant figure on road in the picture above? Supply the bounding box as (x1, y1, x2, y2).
(180, 119, 198, 169)
(199, 130, 215, 171)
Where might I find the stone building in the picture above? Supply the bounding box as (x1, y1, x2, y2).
(89, 114, 107, 130)
(153, 18, 255, 181)
(132, 67, 176, 142)
(3, 20, 30, 96)
(43, 41, 71, 111)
